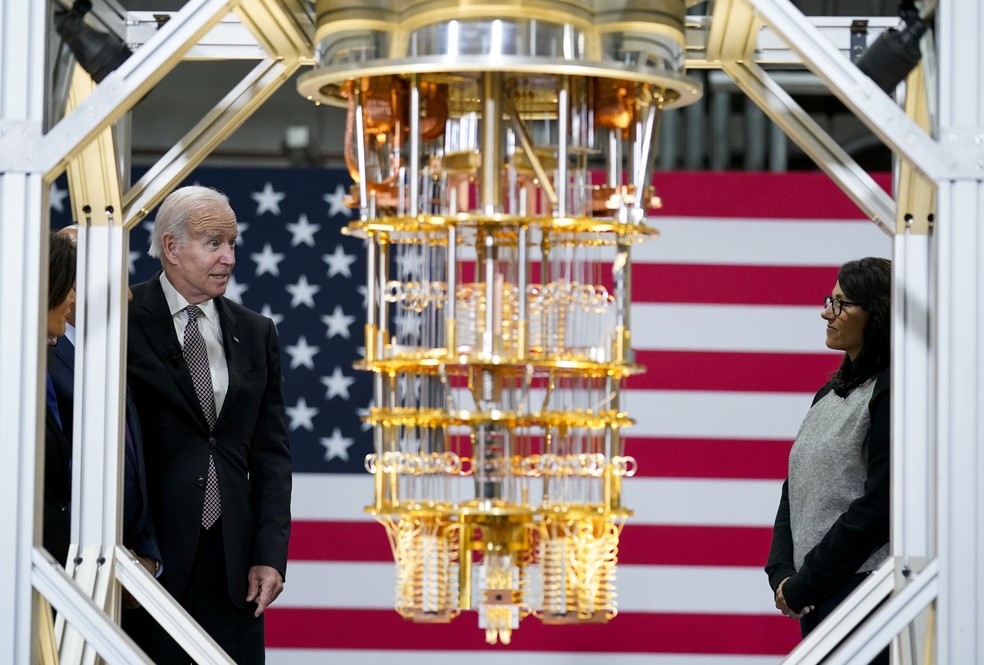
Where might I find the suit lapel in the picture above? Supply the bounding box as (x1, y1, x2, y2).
(215, 297, 242, 428)
(52, 336, 75, 374)
(137, 278, 211, 431)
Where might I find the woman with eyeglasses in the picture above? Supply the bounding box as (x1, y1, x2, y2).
(766, 257, 892, 664)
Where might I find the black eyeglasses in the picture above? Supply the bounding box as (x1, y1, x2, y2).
(824, 295, 861, 316)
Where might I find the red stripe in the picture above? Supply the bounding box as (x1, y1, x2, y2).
(266, 607, 800, 655)
(289, 521, 393, 562)
(626, 436, 792, 480)
(619, 525, 773, 567)
(652, 171, 892, 219)
(631, 263, 838, 305)
(628, 350, 840, 393)
(290, 521, 775, 568)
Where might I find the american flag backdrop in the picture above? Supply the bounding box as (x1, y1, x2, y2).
(51, 168, 893, 664)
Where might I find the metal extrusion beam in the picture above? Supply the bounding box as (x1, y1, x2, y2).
(34, 0, 244, 179)
(0, 173, 47, 665)
(235, 0, 313, 61)
(114, 546, 236, 664)
(50, 64, 134, 665)
(746, 0, 967, 182)
(0, 0, 50, 662)
(934, 0, 984, 660)
(723, 61, 896, 234)
(124, 57, 303, 228)
(707, 0, 895, 233)
(777, 558, 896, 665)
(32, 548, 152, 665)
(935, 179, 984, 664)
(825, 560, 941, 664)
(124, 0, 313, 226)
(892, 65, 935, 583)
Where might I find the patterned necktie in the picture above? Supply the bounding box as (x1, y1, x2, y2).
(183, 305, 221, 529)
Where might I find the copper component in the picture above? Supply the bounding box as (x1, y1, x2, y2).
(362, 75, 406, 136)
(420, 80, 449, 142)
(594, 78, 635, 131)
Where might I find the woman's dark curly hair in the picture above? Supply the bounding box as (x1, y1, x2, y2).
(48, 232, 76, 311)
(830, 256, 891, 394)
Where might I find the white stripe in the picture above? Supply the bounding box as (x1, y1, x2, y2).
(292, 474, 783, 527)
(623, 478, 782, 526)
(277, 562, 777, 615)
(631, 303, 841, 353)
(624, 389, 813, 439)
(636, 218, 891, 266)
(269, 650, 782, 665)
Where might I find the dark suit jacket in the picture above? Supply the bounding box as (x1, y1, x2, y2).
(127, 274, 292, 606)
(48, 340, 162, 564)
(42, 402, 72, 567)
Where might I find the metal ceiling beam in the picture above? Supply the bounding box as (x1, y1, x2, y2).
(34, 0, 243, 179)
(123, 0, 312, 227)
(123, 56, 303, 228)
(708, 0, 896, 232)
(747, 0, 966, 181)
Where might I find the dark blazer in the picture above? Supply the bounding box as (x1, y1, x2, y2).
(48, 340, 162, 564)
(42, 401, 72, 567)
(126, 274, 292, 606)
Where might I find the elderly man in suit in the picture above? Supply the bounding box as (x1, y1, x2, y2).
(127, 186, 292, 664)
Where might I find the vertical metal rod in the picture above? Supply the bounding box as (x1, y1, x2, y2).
(445, 226, 457, 354)
(481, 73, 502, 215)
(517, 225, 528, 359)
(557, 77, 569, 218)
(378, 238, 390, 348)
(409, 75, 420, 216)
(482, 233, 496, 356)
(607, 129, 619, 187)
(354, 86, 370, 220)
(633, 99, 659, 208)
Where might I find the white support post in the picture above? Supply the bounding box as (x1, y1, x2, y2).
(892, 62, 935, 590)
(0, 0, 50, 662)
(934, 177, 984, 664)
(53, 65, 131, 662)
(934, 0, 984, 662)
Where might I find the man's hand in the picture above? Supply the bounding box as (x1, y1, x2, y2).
(246, 565, 284, 617)
(775, 577, 814, 619)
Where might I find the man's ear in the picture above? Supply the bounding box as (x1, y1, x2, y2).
(161, 232, 178, 264)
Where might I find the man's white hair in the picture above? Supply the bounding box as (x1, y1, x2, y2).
(148, 186, 232, 261)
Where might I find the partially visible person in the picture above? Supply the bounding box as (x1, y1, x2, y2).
(766, 257, 892, 665)
(42, 232, 77, 566)
(47, 225, 162, 586)
(127, 185, 292, 664)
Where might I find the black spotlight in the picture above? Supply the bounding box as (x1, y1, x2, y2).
(54, 0, 132, 83)
(856, 4, 931, 94)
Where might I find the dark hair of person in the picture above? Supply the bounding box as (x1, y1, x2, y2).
(48, 232, 76, 311)
(829, 256, 891, 395)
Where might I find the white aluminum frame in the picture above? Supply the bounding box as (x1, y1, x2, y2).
(1, 0, 982, 662)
